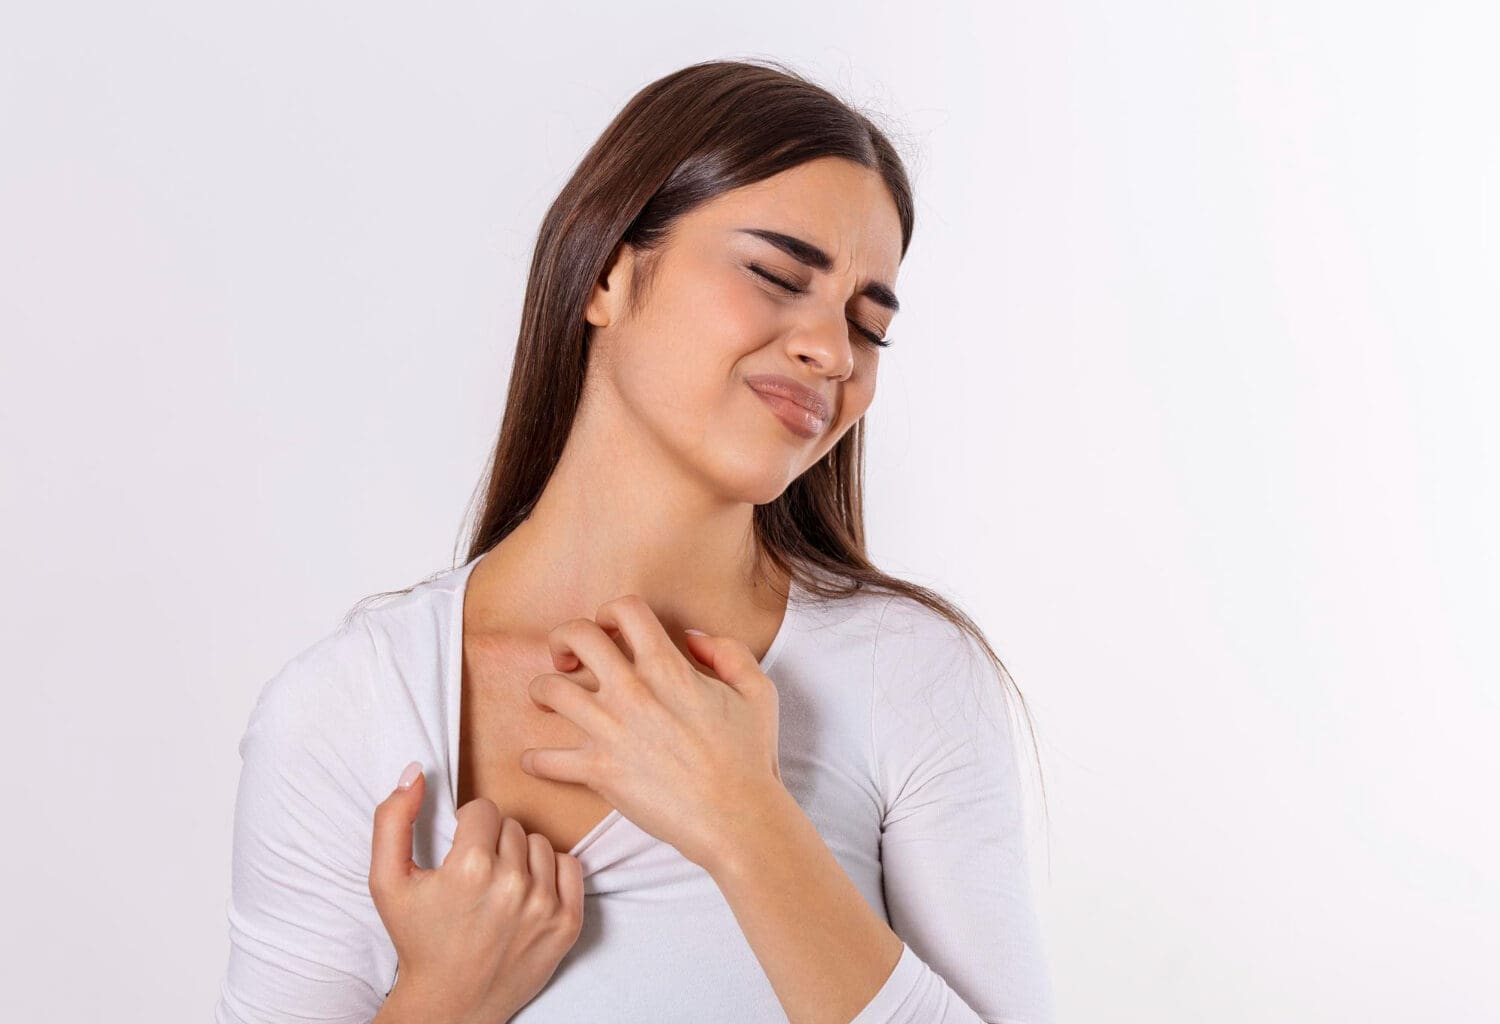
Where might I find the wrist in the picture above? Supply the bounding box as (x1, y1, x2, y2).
(374, 978, 427, 1024)
(703, 780, 804, 881)
(378, 974, 509, 1024)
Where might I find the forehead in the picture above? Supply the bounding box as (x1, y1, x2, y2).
(689, 157, 903, 282)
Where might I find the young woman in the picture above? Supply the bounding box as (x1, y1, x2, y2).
(216, 59, 1054, 1024)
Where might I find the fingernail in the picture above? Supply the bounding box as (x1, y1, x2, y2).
(397, 760, 422, 790)
(684, 628, 707, 636)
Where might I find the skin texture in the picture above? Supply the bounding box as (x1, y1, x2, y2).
(376, 155, 909, 1024)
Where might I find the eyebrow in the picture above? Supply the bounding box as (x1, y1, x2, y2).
(734, 227, 901, 314)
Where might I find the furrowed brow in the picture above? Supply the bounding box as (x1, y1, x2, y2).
(735, 227, 901, 314)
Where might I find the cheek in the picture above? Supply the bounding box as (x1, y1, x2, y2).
(835, 379, 875, 434)
(843, 355, 878, 415)
(810, 359, 876, 448)
(703, 271, 777, 353)
(656, 267, 771, 364)
(612, 292, 762, 424)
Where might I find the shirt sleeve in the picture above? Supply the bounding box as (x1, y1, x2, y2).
(854, 600, 1056, 1024)
(215, 644, 393, 1023)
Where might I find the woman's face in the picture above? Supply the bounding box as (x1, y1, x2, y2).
(585, 156, 904, 504)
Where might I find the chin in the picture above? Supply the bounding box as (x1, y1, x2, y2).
(695, 444, 806, 506)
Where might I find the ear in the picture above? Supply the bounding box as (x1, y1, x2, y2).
(585, 241, 636, 329)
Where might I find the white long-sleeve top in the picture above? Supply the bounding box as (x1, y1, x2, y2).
(215, 554, 1055, 1023)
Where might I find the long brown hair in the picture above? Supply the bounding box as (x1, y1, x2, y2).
(351, 57, 1048, 831)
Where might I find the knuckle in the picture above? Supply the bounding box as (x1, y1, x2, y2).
(556, 896, 584, 931)
(490, 863, 527, 903)
(453, 845, 493, 883)
(550, 617, 585, 641)
(637, 633, 673, 662)
(523, 887, 559, 919)
(575, 747, 606, 778)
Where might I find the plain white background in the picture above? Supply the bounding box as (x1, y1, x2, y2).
(2, 2, 1495, 1021)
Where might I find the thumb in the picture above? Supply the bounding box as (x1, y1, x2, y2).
(370, 760, 426, 896)
(682, 630, 761, 693)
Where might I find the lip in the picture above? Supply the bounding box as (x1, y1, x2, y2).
(744, 374, 832, 439)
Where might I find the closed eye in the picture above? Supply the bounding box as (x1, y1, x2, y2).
(748, 263, 892, 349)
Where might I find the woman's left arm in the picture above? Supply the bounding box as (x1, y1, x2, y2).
(702, 613, 1055, 1024)
(705, 781, 908, 1024)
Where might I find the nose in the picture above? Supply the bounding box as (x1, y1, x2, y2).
(787, 307, 856, 381)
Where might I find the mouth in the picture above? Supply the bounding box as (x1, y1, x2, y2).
(744, 375, 831, 440)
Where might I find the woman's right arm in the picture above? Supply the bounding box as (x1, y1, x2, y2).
(364, 766, 587, 1024)
(216, 656, 586, 1024)
(215, 660, 392, 1023)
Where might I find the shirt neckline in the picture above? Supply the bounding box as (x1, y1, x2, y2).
(440, 551, 803, 860)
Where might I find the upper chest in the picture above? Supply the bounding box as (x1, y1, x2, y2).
(456, 633, 618, 856)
